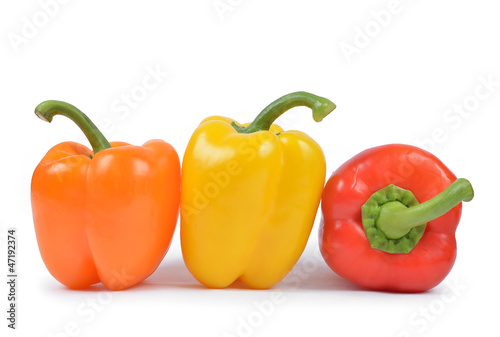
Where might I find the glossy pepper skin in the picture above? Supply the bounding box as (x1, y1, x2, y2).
(31, 101, 180, 290)
(319, 144, 473, 292)
(181, 92, 336, 289)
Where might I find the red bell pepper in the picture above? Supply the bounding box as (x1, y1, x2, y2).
(319, 144, 474, 292)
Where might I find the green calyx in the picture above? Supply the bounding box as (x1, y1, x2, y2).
(232, 91, 336, 134)
(361, 185, 425, 254)
(35, 100, 111, 157)
(361, 178, 474, 254)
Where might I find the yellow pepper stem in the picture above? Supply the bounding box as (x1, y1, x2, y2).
(232, 91, 336, 134)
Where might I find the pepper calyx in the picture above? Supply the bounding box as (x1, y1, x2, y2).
(361, 184, 425, 254)
(361, 179, 474, 254)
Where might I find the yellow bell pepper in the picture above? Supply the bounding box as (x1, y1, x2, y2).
(181, 92, 336, 289)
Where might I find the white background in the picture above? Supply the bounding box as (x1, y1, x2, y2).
(1, 0, 499, 336)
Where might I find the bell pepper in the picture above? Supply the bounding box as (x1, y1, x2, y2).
(31, 100, 180, 290)
(319, 144, 474, 292)
(181, 91, 336, 289)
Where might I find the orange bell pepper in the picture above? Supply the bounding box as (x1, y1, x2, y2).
(31, 100, 180, 290)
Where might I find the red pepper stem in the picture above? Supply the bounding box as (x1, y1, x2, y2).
(232, 91, 336, 134)
(376, 178, 474, 239)
(35, 100, 112, 157)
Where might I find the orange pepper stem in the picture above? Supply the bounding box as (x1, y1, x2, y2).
(35, 100, 112, 157)
(232, 91, 336, 134)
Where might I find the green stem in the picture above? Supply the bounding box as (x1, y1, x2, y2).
(35, 100, 112, 157)
(232, 91, 336, 133)
(376, 178, 474, 239)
